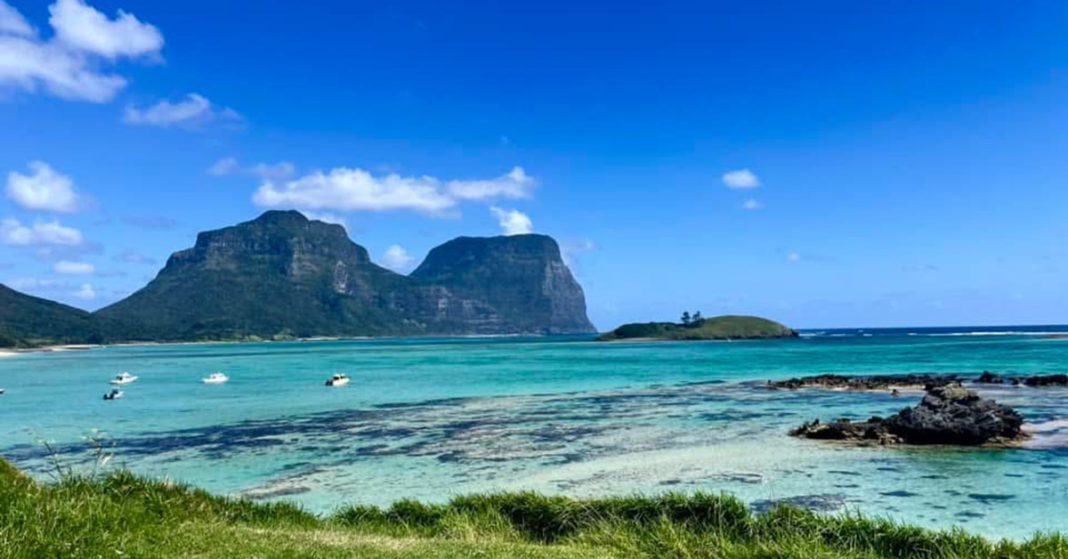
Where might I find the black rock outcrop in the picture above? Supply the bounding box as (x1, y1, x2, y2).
(976, 371, 1068, 387)
(768, 374, 958, 392)
(791, 384, 1026, 446)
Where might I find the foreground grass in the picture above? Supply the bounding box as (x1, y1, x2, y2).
(1, 459, 1065, 559)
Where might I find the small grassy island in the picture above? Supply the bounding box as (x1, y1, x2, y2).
(598, 313, 798, 341)
(1, 459, 1064, 559)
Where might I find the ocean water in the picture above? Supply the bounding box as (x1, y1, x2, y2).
(1, 326, 1067, 540)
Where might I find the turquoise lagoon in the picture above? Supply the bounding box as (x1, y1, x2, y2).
(1, 327, 1067, 539)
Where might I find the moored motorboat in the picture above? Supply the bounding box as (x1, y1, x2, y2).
(325, 373, 350, 387)
(202, 372, 229, 384)
(110, 372, 138, 385)
(103, 389, 124, 400)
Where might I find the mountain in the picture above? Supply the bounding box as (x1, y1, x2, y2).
(597, 315, 798, 341)
(0, 284, 102, 347)
(407, 235, 596, 334)
(94, 210, 595, 341)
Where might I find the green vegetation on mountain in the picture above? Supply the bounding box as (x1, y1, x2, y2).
(598, 314, 798, 341)
(1, 459, 1063, 559)
(95, 211, 594, 341)
(0, 211, 596, 346)
(0, 284, 103, 348)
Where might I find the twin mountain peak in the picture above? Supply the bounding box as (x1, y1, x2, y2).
(1, 210, 596, 346)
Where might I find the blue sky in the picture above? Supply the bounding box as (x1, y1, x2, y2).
(1, 0, 1067, 329)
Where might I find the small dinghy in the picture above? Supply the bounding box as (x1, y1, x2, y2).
(325, 373, 350, 387)
(110, 372, 138, 385)
(0, 388, 6, 395)
(103, 389, 124, 401)
(202, 372, 229, 384)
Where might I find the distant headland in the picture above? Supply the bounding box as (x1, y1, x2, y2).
(597, 313, 798, 341)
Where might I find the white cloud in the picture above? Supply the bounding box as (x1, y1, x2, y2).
(0, 0, 163, 103)
(6, 161, 81, 212)
(722, 169, 761, 189)
(447, 166, 535, 201)
(787, 252, 801, 263)
(207, 157, 240, 176)
(4, 276, 97, 303)
(742, 198, 763, 211)
(209, 158, 295, 181)
(124, 93, 241, 129)
(0, 1, 33, 37)
(253, 167, 458, 214)
(114, 249, 154, 265)
(381, 244, 415, 273)
(73, 282, 95, 300)
(49, 0, 162, 59)
(248, 161, 295, 182)
(4, 277, 61, 291)
(0, 217, 83, 246)
(54, 259, 93, 274)
(252, 166, 536, 216)
(490, 206, 533, 235)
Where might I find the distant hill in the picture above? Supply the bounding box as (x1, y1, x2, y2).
(0, 284, 102, 348)
(91, 210, 595, 341)
(598, 315, 798, 341)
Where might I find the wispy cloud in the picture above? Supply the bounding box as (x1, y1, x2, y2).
(490, 206, 533, 235)
(6, 161, 83, 212)
(742, 198, 763, 211)
(722, 169, 761, 189)
(0, 217, 83, 246)
(0, 1, 33, 37)
(124, 93, 241, 129)
(73, 282, 95, 300)
(560, 238, 596, 273)
(54, 259, 93, 274)
(208, 158, 296, 182)
(114, 249, 155, 265)
(0, 0, 163, 102)
(380, 244, 415, 273)
(447, 167, 535, 201)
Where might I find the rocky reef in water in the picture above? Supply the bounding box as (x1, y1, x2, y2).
(791, 384, 1027, 447)
(976, 371, 1068, 387)
(767, 373, 960, 393)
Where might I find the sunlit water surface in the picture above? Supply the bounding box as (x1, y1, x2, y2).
(2, 326, 1067, 540)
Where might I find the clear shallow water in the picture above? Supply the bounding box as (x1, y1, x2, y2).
(1, 327, 1067, 540)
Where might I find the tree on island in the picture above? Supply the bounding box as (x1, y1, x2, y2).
(692, 311, 702, 323)
(680, 311, 691, 325)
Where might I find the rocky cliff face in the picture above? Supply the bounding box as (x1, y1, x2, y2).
(408, 235, 596, 334)
(95, 211, 596, 340)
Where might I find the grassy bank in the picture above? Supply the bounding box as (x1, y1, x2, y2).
(1, 460, 1065, 559)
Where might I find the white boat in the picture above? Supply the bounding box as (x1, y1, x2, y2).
(110, 372, 138, 385)
(0, 388, 5, 395)
(202, 372, 229, 384)
(103, 389, 124, 400)
(325, 373, 350, 387)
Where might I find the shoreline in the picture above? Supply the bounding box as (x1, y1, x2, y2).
(0, 332, 596, 356)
